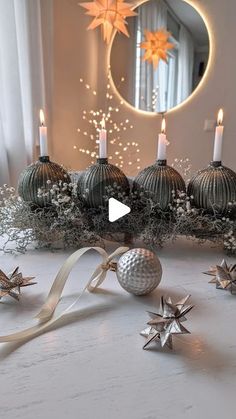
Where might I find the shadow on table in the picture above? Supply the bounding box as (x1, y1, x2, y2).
(0, 292, 46, 316)
(179, 335, 232, 372)
(0, 289, 127, 361)
(131, 288, 236, 377)
(141, 334, 234, 376)
(130, 286, 199, 311)
(0, 286, 234, 377)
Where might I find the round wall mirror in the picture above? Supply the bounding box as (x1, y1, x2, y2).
(110, 0, 210, 113)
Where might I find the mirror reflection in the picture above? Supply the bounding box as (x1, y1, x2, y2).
(110, 0, 210, 113)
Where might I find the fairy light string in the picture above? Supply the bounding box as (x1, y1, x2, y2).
(74, 70, 141, 172)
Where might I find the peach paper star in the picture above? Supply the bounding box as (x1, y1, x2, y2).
(140, 28, 175, 69)
(80, 0, 137, 44)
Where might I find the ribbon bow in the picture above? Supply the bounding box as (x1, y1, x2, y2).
(0, 246, 128, 343)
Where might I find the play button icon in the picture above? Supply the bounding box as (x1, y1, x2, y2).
(108, 198, 131, 222)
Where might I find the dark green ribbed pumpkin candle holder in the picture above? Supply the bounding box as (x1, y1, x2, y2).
(18, 156, 71, 208)
(187, 161, 236, 215)
(78, 158, 130, 208)
(133, 160, 186, 211)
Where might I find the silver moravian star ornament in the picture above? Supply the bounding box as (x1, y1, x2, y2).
(140, 295, 194, 350)
(203, 259, 236, 294)
(0, 267, 36, 301)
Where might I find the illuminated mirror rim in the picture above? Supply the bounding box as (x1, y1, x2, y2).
(107, 0, 213, 116)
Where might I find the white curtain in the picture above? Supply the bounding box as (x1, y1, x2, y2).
(177, 25, 194, 105)
(0, 0, 49, 186)
(166, 50, 177, 110)
(135, 0, 168, 112)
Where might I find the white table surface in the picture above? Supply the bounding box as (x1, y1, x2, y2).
(0, 238, 235, 419)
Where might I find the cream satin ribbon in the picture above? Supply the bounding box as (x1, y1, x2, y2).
(0, 246, 129, 343)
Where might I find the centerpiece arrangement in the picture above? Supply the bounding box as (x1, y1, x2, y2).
(0, 106, 235, 255)
(0, 0, 236, 361)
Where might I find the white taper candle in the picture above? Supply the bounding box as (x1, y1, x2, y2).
(39, 110, 48, 157)
(213, 109, 224, 162)
(157, 118, 167, 161)
(99, 118, 107, 159)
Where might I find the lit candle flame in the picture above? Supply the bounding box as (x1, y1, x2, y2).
(161, 117, 166, 134)
(40, 109, 45, 126)
(217, 108, 224, 126)
(101, 117, 106, 130)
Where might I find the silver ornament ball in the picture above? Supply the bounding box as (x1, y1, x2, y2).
(187, 161, 236, 215)
(133, 160, 186, 211)
(116, 248, 162, 296)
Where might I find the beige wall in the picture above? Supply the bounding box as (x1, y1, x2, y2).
(51, 0, 99, 170)
(51, 0, 236, 176)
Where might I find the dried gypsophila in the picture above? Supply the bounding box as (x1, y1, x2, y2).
(0, 183, 235, 254)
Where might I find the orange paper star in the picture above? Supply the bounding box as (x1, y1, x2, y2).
(80, 0, 137, 44)
(140, 29, 175, 69)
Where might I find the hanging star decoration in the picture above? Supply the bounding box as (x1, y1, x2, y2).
(140, 28, 175, 69)
(140, 295, 194, 350)
(203, 260, 236, 294)
(0, 267, 36, 301)
(80, 0, 137, 44)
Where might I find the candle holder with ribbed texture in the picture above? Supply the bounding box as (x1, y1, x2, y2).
(133, 160, 185, 211)
(187, 161, 236, 215)
(18, 156, 71, 208)
(77, 158, 130, 208)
